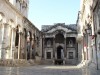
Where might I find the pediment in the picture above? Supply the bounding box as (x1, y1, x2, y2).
(46, 25, 72, 33)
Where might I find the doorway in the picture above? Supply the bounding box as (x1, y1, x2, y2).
(57, 46, 63, 59)
(55, 46, 63, 65)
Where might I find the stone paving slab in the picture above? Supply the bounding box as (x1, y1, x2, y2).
(0, 65, 100, 75)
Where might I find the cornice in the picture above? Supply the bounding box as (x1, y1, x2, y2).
(42, 24, 76, 32)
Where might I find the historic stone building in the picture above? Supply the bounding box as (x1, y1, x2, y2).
(0, 0, 86, 66)
(0, 0, 41, 61)
(41, 23, 79, 65)
(77, 0, 100, 69)
(76, 0, 93, 63)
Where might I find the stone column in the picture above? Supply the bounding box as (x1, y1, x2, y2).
(64, 35, 67, 58)
(42, 36, 45, 59)
(0, 23, 2, 59)
(12, 28, 16, 59)
(64, 37, 66, 64)
(1, 23, 5, 59)
(20, 33, 23, 59)
(53, 37, 55, 64)
(25, 31, 28, 60)
(30, 37, 33, 59)
(53, 38, 55, 58)
(10, 28, 13, 59)
(25, 39, 27, 60)
(18, 31, 21, 59)
(3, 23, 11, 59)
(1, 23, 11, 59)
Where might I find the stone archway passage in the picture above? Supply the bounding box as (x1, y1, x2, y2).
(55, 46, 63, 65)
(57, 46, 63, 59)
(15, 26, 19, 47)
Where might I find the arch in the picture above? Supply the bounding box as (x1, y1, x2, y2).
(29, 31, 32, 41)
(0, 12, 5, 22)
(17, 24, 21, 28)
(57, 46, 63, 59)
(23, 28, 27, 39)
(15, 26, 19, 47)
(55, 33, 64, 43)
(8, 19, 15, 28)
(54, 30, 65, 35)
(8, 19, 14, 25)
(27, 31, 32, 42)
(26, 31, 32, 60)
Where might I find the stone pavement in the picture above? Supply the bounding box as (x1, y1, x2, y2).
(0, 65, 100, 75)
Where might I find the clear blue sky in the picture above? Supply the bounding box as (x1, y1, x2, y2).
(28, 0, 80, 30)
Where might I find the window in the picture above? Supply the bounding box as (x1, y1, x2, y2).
(68, 40, 73, 47)
(69, 52, 73, 59)
(46, 52, 51, 59)
(47, 40, 51, 47)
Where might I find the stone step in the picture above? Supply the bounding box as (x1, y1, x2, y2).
(40, 60, 53, 65)
(0, 59, 33, 67)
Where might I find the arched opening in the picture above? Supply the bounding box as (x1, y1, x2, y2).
(57, 46, 63, 59)
(23, 28, 27, 59)
(0, 12, 5, 43)
(24, 28, 27, 39)
(27, 31, 32, 60)
(55, 33, 64, 43)
(31, 33, 35, 59)
(0, 12, 4, 22)
(55, 46, 64, 65)
(15, 26, 19, 47)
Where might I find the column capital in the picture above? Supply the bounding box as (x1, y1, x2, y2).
(3, 23, 9, 28)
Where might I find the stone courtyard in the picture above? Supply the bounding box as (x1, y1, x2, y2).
(0, 65, 100, 75)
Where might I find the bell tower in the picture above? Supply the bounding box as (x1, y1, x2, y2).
(16, 0, 29, 17)
(8, 0, 29, 17)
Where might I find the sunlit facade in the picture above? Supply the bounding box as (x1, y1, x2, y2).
(77, 0, 100, 69)
(41, 23, 79, 65)
(0, 0, 41, 60)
